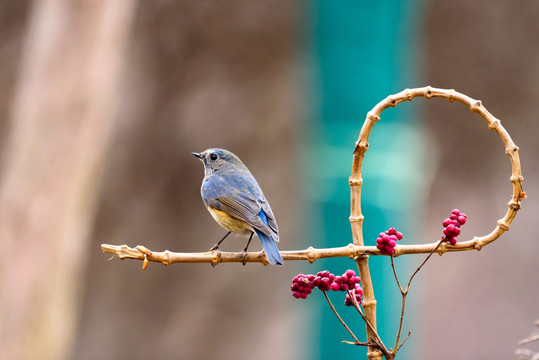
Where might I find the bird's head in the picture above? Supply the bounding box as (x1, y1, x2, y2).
(192, 148, 246, 175)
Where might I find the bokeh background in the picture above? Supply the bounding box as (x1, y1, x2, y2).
(0, 1, 538, 360)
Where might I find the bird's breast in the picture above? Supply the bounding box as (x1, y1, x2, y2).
(207, 206, 253, 235)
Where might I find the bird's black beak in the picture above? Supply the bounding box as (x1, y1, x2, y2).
(191, 152, 203, 159)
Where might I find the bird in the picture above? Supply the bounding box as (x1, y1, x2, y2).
(192, 148, 283, 266)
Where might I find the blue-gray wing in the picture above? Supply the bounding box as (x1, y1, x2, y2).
(202, 175, 272, 235)
(257, 196, 279, 242)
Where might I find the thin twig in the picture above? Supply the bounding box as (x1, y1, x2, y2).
(342, 340, 378, 346)
(393, 279, 407, 351)
(321, 291, 370, 347)
(396, 332, 411, 352)
(518, 334, 539, 346)
(391, 255, 407, 351)
(405, 240, 443, 292)
(390, 256, 404, 293)
(346, 290, 390, 358)
(392, 241, 443, 353)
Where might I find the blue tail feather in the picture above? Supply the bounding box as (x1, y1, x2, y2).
(255, 229, 283, 266)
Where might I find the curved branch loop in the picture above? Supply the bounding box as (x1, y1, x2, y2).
(349, 86, 525, 360)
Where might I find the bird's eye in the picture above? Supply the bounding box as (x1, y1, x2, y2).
(209, 153, 218, 161)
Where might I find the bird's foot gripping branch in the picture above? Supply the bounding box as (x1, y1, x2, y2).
(101, 87, 525, 360)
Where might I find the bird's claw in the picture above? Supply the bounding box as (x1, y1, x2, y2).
(210, 248, 222, 267)
(241, 251, 248, 266)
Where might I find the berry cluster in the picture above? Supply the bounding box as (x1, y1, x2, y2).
(312, 270, 335, 291)
(291, 274, 315, 299)
(330, 269, 361, 292)
(344, 285, 364, 307)
(376, 227, 403, 255)
(291, 269, 363, 306)
(441, 209, 467, 245)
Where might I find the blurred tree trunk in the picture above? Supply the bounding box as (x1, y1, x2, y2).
(0, 1, 135, 359)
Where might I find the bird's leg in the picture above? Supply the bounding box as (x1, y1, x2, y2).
(241, 232, 254, 266)
(209, 231, 232, 251)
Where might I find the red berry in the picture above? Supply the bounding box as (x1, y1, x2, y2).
(441, 209, 467, 245)
(376, 227, 403, 255)
(344, 284, 364, 307)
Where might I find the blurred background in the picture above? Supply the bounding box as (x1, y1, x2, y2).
(0, 1, 537, 359)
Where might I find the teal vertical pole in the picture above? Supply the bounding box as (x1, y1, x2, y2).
(303, 1, 426, 359)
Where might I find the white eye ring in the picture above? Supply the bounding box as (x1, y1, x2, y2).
(209, 153, 218, 161)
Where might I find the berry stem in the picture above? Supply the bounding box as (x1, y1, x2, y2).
(390, 256, 404, 293)
(346, 290, 390, 358)
(390, 256, 407, 352)
(321, 291, 366, 346)
(405, 240, 443, 292)
(390, 240, 443, 354)
(395, 332, 411, 353)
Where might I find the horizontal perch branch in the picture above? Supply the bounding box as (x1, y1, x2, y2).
(101, 228, 513, 267)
